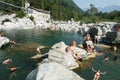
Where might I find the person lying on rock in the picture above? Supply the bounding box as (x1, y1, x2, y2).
(66, 44, 74, 54)
(66, 44, 83, 67)
(72, 53, 83, 67)
(0, 32, 16, 48)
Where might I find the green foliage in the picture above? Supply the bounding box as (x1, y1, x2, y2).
(1, 0, 120, 23)
(83, 4, 120, 23)
(1, 0, 22, 7)
(29, 0, 83, 21)
(81, 17, 91, 23)
(29, 15, 34, 21)
(16, 10, 26, 18)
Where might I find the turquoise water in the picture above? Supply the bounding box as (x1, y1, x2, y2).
(0, 29, 120, 80)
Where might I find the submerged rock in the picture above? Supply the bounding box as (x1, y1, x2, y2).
(26, 62, 84, 80)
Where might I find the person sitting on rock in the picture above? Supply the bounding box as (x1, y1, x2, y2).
(85, 35, 95, 53)
(87, 45, 95, 53)
(86, 37, 94, 48)
(66, 44, 83, 67)
(36, 47, 41, 55)
(66, 44, 74, 54)
(71, 39, 77, 47)
(85, 34, 91, 41)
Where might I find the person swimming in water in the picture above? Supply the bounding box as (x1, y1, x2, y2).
(3, 59, 12, 65)
(114, 55, 118, 61)
(103, 56, 109, 62)
(10, 64, 17, 72)
(92, 67, 107, 80)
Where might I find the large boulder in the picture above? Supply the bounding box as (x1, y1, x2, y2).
(26, 62, 84, 80)
(48, 41, 88, 69)
(113, 32, 120, 44)
(88, 28, 98, 42)
(102, 32, 117, 44)
(26, 42, 87, 80)
(48, 41, 79, 69)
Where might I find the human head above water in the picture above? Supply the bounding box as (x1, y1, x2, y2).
(0, 32, 5, 37)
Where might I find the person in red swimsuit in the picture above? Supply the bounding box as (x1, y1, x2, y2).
(92, 67, 107, 80)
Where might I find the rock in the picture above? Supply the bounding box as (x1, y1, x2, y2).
(102, 32, 117, 44)
(48, 41, 88, 69)
(95, 44, 111, 49)
(30, 54, 43, 59)
(51, 41, 68, 54)
(48, 49, 79, 69)
(27, 42, 87, 80)
(0, 36, 10, 48)
(26, 62, 84, 80)
(49, 41, 79, 69)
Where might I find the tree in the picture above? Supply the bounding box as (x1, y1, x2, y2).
(86, 4, 98, 15)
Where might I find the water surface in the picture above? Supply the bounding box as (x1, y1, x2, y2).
(0, 29, 120, 80)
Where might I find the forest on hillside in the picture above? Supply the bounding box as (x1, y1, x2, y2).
(0, 0, 120, 23)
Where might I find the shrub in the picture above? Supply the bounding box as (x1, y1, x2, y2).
(29, 15, 34, 21)
(16, 10, 26, 18)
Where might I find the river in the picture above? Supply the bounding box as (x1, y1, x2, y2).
(0, 29, 120, 80)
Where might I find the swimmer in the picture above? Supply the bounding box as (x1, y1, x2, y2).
(10, 65, 17, 72)
(36, 47, 41, 54)
(114, 55, 118, 61)
(92, 67, 107, 80)
(3, 59, 12, 64)
(103, 56, 109, 62)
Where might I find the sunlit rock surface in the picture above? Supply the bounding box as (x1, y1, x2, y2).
(26, 62, 84, 80)
(26, 42, 86, 80)
(48, 41, 88, 69)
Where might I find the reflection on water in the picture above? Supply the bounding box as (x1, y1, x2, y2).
(9, 72, 17, 80)
(0, 29, 120, 80)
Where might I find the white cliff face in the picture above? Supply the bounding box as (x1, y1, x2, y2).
(26, 62, 84, 80)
